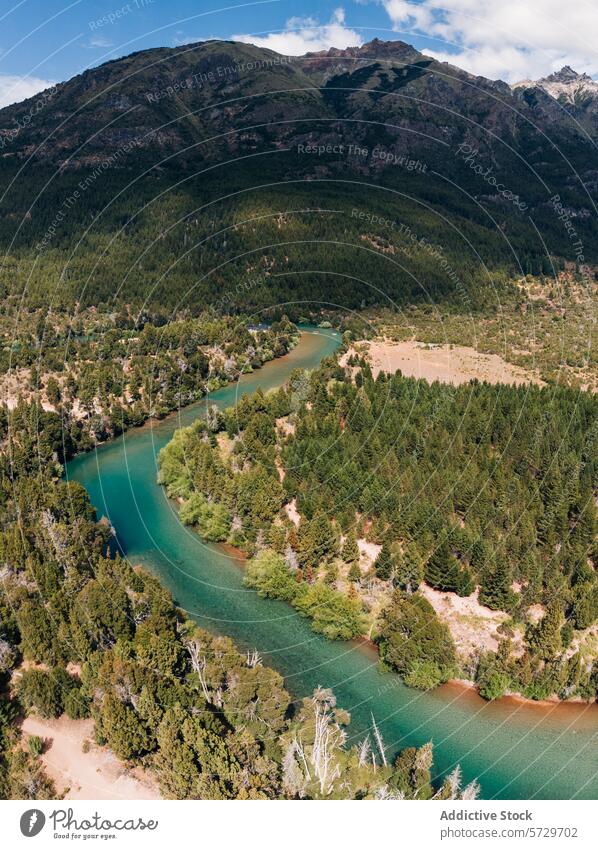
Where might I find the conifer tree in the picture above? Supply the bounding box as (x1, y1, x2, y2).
(374, 542, 394, 581)
(479, 558, 514, 611)
(425, 537, 456, 591)
(341, 531, 360, 564)
(324, 561, 339, 587)
(529, 599, 563, 659)
(348, 560, 362, 583)
(297, 513, 338, 571)
(394, 542, 424, 593)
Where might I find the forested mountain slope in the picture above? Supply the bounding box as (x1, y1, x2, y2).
(0, 39, 595, 312)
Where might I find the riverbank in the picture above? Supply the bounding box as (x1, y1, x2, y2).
(169, 480, 595, 709)
(161, 379, 593, 709)
(43, 329, 300, 474)
(67, 328, 598, 800)
(209, 536, 596, 708)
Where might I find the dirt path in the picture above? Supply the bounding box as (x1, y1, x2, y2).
(22, 715, 160, 800)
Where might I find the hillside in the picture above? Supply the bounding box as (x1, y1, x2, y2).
(0, 38, 595, 313)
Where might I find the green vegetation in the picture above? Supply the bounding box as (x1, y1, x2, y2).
(0, 311, 298, 450)
(0, 428, 475, 799)
(378, 592, 457, 689)
(16, 668, 85, 720)
(159, 345, 597, 701)
(1, 33, 597, 799)
(1, 38, 597, 326)
(246, 550, 365, 640)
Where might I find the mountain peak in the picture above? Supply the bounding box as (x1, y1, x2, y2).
(305, 38, 421, 60)
(512, 64, 598, 107)
(543, 65, 592, 84)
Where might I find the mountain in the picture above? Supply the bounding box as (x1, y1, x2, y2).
(2, 39, 595, 168)
(0, 39, 595, 312)
(513, 66, 598, 110)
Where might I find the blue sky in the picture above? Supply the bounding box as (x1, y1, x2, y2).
(1, 1, 597, 107)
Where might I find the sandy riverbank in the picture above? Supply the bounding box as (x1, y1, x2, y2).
(21, 715, 160, 800)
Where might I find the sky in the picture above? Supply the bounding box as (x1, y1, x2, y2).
(0, 0, 597, 108)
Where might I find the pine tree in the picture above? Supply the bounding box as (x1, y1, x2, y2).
(425, 537, 457, 592)
(479, 558, 514, 611)
(348, 560, 362, 584)
(394, 542, 424, 593)
(375, 542, 394, 581)
(341, 531, 360, 564)
(455, 565, 475, 598)
(529, 600, 563, 659)
(324, 561, 339, 587)
(297, 513, 338, 571)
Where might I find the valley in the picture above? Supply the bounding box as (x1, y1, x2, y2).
(0, 29, 595, 806)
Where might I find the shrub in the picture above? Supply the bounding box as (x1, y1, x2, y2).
(17, 669, 63, 718)
(245, 549, 365, 640)
(245, 550, 298, 603)
(478, 669, 510, 701)
(27, 735, 44, 756)
(404, 661, 446, 691)
(377, 591, 456, 689)
(294, 583, 365, 640)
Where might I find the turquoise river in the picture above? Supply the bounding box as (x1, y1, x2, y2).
(67, 329, 598, 800)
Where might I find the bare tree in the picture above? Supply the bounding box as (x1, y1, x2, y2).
(371, 712, 387, 767)
(246, 648, 262, 668)
(434, 765, 462, 800)
(285, 545, 299, 572)
(461, 778, 481, 800)
(308, 688, 345, 795)
(186, 638, 211, 703)
(282, 739, 309, 798)
(375, 784, 405, 800)
(357, 735, 371, 768)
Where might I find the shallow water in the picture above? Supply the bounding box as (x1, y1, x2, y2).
(67, 329, 598, 800)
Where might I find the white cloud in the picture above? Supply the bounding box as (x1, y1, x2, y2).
(0, 74, 54, 109)
(84, 36, 114, 49)
(380, 0, 598, 82)
(233, 7, 363, 55)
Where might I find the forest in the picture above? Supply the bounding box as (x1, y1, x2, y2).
(0, 311, 298, 451)
(0, 403, 477, 799)
(0, 32, 596, 804)
(0, 159, 580, 317)
(158, 341, 598, 702)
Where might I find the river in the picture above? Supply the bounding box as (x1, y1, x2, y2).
(66, 328, 598, 800)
